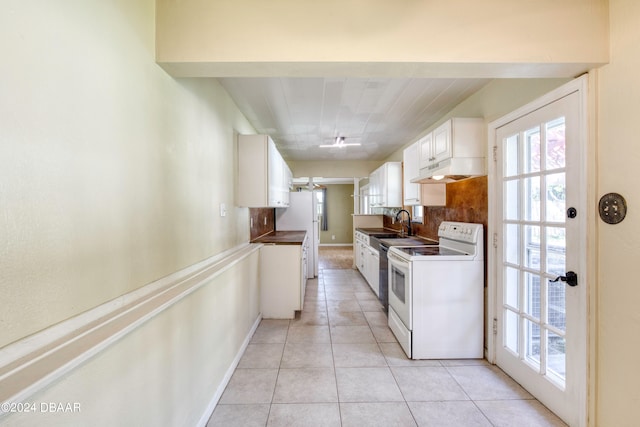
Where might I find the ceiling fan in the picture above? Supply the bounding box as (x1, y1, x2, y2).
(319, 136, 361, 148)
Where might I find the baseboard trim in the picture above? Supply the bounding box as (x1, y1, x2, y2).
(196, 313, 262, 427)
(319, 243, 353, 247)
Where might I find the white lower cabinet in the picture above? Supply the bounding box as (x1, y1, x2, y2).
(259, 241, 306, 318)
(354, 232, 380, 296)
(366, 247, 380, 296)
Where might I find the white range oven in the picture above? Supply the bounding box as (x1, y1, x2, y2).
(388, 221, 484, 359)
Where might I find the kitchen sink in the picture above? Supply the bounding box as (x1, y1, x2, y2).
(370, 233, 401, 239)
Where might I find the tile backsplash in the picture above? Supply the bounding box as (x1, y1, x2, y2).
(249, 208, 275, 241)
(383, 176, 488, 240)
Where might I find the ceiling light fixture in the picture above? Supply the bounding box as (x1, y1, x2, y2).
(319, 136, 361, 148)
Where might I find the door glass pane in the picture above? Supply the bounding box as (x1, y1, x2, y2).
(505, 309, 519, 353)
(505, 267, 519, 309)
(546, 173, 566, 222)
(524, 176, 540, 221)
(505, 134, 519, 177)
(546, 117, 566, 170)
(548, 331, 566, 380)
(525, 318, 541, 369)
(524, 225, 540, 270)
(524, 272, 541, 319)
(505, 179, 519, 220)
(525, 126, 541, 173)
(546, 227, 566, 276)
(505, 224, 519, 265)
(548, 279, 566, 332)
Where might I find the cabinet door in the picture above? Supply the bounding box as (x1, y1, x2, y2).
(282, 163, 292, 207)
(377, 165, 388, 207)
(362, 243, 370, 278)
(418, 133, 433, 169)
(403, 142, 420, 205)
(432, 120, 452, 164)
(267, 140, 282, 206)
(357, 242, 365, 273)
(369, 168, 380, 207)
(370, 250, 380, 294)
(385, 162, 403, 207)
(366, 248, 379, 296)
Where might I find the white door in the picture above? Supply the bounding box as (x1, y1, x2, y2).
(492, 80, 587, 426)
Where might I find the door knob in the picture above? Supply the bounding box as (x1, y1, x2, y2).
(550, 271, 578, 287)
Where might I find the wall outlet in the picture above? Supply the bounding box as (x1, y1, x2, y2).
(219, 203, 226, 217)
(331, 235, 336, 240)
(264, 216, 267, 225)
(392, 217, 395, 224)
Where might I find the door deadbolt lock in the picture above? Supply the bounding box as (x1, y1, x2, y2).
(551, 271, 578, 287)
(567, 207, 577, 218)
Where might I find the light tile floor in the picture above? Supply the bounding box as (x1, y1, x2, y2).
(208, 268, 567, 427)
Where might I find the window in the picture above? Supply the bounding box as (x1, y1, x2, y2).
(412, 205, 424, 223)
(316, 188, 328, 231)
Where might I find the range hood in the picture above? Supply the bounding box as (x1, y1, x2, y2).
(411, 157, 486, 184)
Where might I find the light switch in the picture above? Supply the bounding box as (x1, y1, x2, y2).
(220, 203, 226, 217)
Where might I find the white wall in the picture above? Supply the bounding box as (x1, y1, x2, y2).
(595, 1, 640, 425)
(0, 1, 259, 425)
(0, 0, 253, 348)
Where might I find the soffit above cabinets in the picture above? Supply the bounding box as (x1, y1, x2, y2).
(218, 77, 490, 162)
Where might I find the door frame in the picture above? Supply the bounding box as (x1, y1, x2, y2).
(486, 75, 592, 426)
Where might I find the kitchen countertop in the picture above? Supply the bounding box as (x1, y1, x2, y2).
(251, 230, 307, 245)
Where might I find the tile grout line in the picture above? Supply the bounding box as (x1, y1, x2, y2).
(321, 269, 345, 426)
(265, 317, 290, 426)
(442, 364, 496, 427)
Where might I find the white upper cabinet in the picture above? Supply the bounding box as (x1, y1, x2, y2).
(237, 134, 291, 208)
(419, 120, 454, 170)
(417, 118, 485, 181)
(404, 141, 446, 206)
(369, 162, 402, 208)
(431, 119, 453, 164)
(418, 132, 434, 170)
(368, 167, 381, 208)
(403, 142, 421, 205)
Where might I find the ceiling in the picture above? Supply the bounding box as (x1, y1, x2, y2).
(218, 77, 491, 162)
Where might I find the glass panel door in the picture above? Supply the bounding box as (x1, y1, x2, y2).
(494, 86, 587, 426)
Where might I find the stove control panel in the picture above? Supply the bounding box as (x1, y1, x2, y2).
(438, 222, 482, 243)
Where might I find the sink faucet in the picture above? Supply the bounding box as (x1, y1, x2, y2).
(395, 209, 412, 237)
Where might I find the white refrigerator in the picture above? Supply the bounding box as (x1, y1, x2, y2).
(275, 191, 319, 278)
